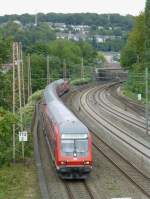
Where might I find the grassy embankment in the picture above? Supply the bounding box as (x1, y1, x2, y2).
(71, 77, 91, 85)
(122, 86, 146, 104)
(0, 163, 41, 199)
(0, 90, 43, 199)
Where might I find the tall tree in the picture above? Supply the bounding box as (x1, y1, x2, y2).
(144, 0, 150, 66)
(121, 13, 145, 69)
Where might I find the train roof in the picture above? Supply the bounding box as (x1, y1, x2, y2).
(49, 100, 88, 134)
(44, 80, 89, 135)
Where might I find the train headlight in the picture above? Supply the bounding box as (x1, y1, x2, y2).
(73, 152, 77, 157)
(60, 161, 67, 165)
(84, 161, 90, 165)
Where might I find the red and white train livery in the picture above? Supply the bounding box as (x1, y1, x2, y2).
(43, 79, 92, 179)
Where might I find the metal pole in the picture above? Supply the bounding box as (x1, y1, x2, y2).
(12, 43, 16, 163)
(47, 55, 50, 84)
(29, 57, 32, 96)
(63, 59, 67, 80)
(17, 43, 24, 160)
(145, 67, 149, 134)
(20, 43, 25, 106)
(81, 57, 84, 79)
(27, 54, 31, 98)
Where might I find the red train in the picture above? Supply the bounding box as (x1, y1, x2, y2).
(42, 79, 92, 179)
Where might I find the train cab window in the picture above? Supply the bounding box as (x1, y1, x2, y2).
(61, 134, 88, 157)
(75, 139, 88, 154)
(61, 140, 74, 156)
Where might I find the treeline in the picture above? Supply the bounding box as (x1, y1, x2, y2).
(0, 13, 135, 53)
(121, 0, 150, 97)
(0, 22, 56, 50)
(0, 13, 134, 29)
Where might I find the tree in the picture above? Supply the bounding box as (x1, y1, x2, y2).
(121, 13, 145, 69)
(0, 107, 16, 166)
(144, 0, 150, 65)
(0, 71, 12, 110)
(28, 54, 47, 92)
(0, 37, 12, 65)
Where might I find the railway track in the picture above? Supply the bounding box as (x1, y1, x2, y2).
(96, 86, 148, 130)
(108, 83, 145, 117)
(81, 86, 150, 160)
(68, 84, 150, 198)
(64, 181, 95, 199)
(87, 83, 148, 129)
(92, 134, 150, 198)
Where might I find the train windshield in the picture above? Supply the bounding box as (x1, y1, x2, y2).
(61, 134, 88, 157)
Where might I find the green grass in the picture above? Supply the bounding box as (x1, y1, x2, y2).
(123, 87, 145, 104)
(0, 162, 41, 199)
(71, 77, 91, 85)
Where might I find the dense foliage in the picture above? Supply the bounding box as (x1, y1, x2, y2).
(0, 71, 12, 110)
(0, 22, 56, 50)
(0, 13, 134, 29)
(121, 0, 150, 98)
(0, 13, 134, 52)
(145, 0, 150, 66)
(121, 13, 145, 69)
(26, 39, 97, 92)
(0, 37, 12, 64)
(0, 107, 16, 166)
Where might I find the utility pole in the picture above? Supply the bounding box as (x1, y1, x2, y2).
(17, 45, 24, 160)
(145, 67, 149, 134)
(12, 42, 25, 162)
(20, 43, 25, 106)
(12, 42, 17, 163)
(63, 59, 67, 80)
(47, 55, 51, 84)
(27, 54, 32, 98)
(81, 57, 84, 79)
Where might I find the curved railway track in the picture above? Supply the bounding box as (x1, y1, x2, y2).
(69, 84, 150, 198)
(89, 87, 150, 150)
(81, 86, 150, 159)
(96, 86, 148, 130)
(108, 83, 145, 116)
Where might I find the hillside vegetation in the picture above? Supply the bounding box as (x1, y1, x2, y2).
(121, 0, 150, 99)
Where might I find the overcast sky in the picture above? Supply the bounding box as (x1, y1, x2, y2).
(0, 0, 145, 16)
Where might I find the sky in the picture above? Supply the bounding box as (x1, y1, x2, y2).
(0, 0, 146, 16)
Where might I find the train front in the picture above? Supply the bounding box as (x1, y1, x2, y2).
(56, 122, 92, 179)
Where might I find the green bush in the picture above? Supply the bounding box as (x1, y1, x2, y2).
(0, 107, 16, 166)
(71, 78, 91, 85)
